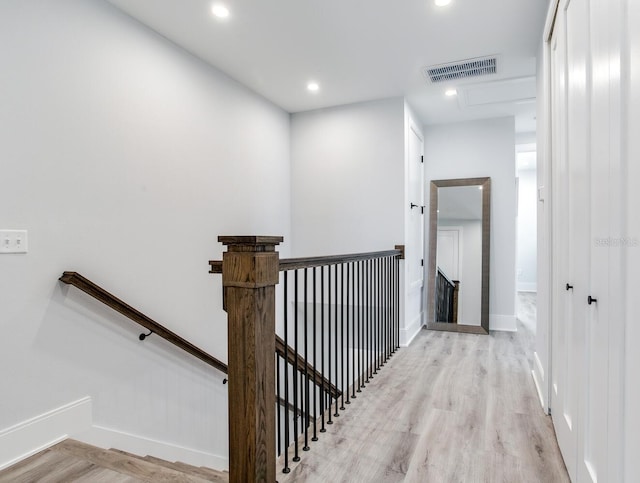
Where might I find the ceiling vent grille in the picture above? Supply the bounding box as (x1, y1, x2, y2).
(424, 56, 498, 83)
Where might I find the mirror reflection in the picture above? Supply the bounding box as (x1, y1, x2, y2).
(427, 177, 490, 334)
(436, 186, 483, 325)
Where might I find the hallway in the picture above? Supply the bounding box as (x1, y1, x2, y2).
(279, 301, 568, 482)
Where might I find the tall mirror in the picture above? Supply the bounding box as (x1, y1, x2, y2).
(426, 177, 491, 334)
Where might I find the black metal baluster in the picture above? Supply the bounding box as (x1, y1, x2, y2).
(351, 262, 356, 399)
(385, 256, 390, 362)
(299, 371, 304, 440)
(380, 258, 384, 367)
(357, 260, 362, 393)
(320, 266, 327, 432)
(380, 257, 384, 366)
(383, 257, 387, 363)
(277, 353, 281, 457)
(367, 259, 373, 381)
(327, 265, 333, 425)
(283, 272, 290, 474)
(340, 263, 346, 410)
(293, 270, 300, 463)
(389, 257, 393, 356)
(377, 258, 381, 370)
(334, 263, 340, 417)
(391, 256, 396, 353)
(379, 258, 382, 366)
(303, 268, 310, 451)
(396, 256, 400, 350)
(345, 263, 350, 405)
(312, 267, 318, 442)
(373, 258, 378, 375)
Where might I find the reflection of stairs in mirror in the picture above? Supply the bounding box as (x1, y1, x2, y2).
(436, 266, 459, 323)
(0, 439, 228, 482)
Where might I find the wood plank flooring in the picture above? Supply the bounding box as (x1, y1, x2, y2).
(0, 440, 228, 483)
(278, 296, 569, 482)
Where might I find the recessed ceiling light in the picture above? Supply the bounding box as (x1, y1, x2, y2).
(445, 88, 457, 97)
(478, 186, 483, 190)
(211, 4, 229, 18)
(307, 82, 320, 92)
(435, 0, 452, 6)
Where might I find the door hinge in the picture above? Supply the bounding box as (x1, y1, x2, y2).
(421, 155, 424, 163)
(421, 259, 424, 267)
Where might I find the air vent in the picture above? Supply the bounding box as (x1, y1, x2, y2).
(423, 56, 498, 83)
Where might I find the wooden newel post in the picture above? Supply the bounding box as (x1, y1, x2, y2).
(219, 236, 282, 483)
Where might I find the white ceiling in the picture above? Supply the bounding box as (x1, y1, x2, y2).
(106, 0, 547, 132)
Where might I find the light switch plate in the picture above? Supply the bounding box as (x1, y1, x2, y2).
(0, 230, 28, 253)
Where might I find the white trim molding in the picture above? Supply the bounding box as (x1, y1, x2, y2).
(0, 397, 228, 472)
(489, 314, 517, 332)
(0, 397, 92, 470)
(76, 425, 227, 471)
(400, 313, 423, 347)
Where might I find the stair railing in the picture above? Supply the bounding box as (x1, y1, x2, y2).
(435, 267, 460, 323)
(210, 236, 404, 482)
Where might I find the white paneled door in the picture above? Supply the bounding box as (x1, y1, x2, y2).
(406, 121, 424, 335)
(550, 8, 577, 478)
(549, 0, 626, 481)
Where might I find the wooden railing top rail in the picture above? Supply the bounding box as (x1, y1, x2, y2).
(209, 245, 404, 274)
(59, 271, 229, 374)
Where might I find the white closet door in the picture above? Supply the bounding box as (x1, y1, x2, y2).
(550, 6, 578, 479)
(566, 0, 592, 479)
(625, 1, 640, 480)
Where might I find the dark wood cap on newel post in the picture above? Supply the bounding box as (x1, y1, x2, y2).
(219, 236, 283, 483)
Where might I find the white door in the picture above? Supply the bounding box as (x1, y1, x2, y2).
(565, 0, 595, 479)
(550, 9, 578, 478)
(406, 122, 424, 332)
(549, 1, 622, 481)
(436, 228, 460, 281)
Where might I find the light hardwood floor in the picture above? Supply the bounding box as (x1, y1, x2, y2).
(278, 295, 569, 482)
(0, 439, 228, 483)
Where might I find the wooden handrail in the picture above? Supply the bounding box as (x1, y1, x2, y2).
(275, 336, 341, 399)
(209, 246, 405, 274)
(59, 271, 229, 374)
(59, 271, 339, 398)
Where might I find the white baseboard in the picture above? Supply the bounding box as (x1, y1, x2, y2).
(0, 397, 92, 470)
(533, 351, 545, 381)
(0, 397, 227, 472)
(490, 314, 517, 332)
(531, 369, 547, 412)
(517, 283, 537, 292)
(76, 426, 228, 471)
(532, 351, 549, 413)
(400, 313, 423, 347)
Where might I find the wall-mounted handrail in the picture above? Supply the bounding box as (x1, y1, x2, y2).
(59, 271, 229, 375)
(59, 271, 338, 402)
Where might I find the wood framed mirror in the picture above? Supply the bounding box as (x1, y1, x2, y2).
(426, 177, 491, 334)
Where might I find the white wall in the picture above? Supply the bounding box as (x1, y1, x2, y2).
(290, 98, 405, 255)
(289, 98, 424, 345)
(424, 117, 517, 331)
(0, 0, 291, 467)
(516, 165, 538, 292)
